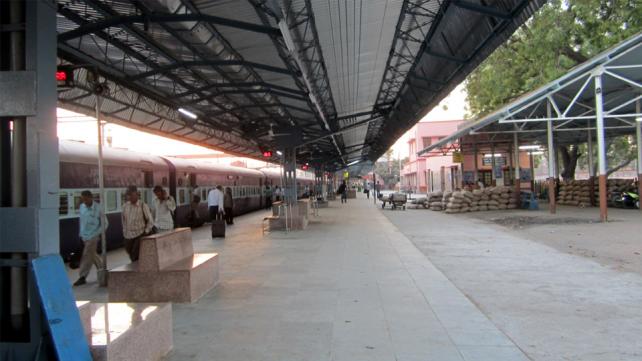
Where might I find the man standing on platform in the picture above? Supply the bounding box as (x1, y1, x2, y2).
(74, 190, 107, 286)
(122, 186, 154, 262)
(207, 185, 225, 221)
(152, 185, 176, 232)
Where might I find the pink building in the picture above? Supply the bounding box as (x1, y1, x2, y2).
(402, 120, 464, 193)
(403, 120, 535, 193)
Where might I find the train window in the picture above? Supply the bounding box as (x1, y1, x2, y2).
(106, 190, 117, 212)
(179, 189, 186, 205)
(178, 178, 184, 186)
(73, 193, 82, 214)
(141, 190, 150, 205)
(92, 193, 100, 203)
(121, 191, 128, 206)
(59, 192, 68, 215)
(201, 189, 207, 201)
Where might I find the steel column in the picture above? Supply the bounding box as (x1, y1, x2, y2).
(546, 102, 556, 214)
(635, 99, 642, 211)
(513, 132, 520, 202)
(595, 72, 608, 222)
(587, 125, 596, 206)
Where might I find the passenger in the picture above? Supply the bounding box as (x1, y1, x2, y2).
(274, 186, 282, 202)
(207, 185, 225, 221)
(187, 195, 205, 228)
(224, 187, 234, 225)
(376, 181, 381, 199)
(265, 185, 273, 210)
(364, 183, 370, 199)
(122, 186, 154, 262)
(337, 181, 348, 204)
(74, 190, 108, 286)
(152, 185, 176, 232)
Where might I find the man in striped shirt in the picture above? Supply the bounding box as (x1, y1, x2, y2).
(152, 185, 176, 231)
(122, 186, 154, 262)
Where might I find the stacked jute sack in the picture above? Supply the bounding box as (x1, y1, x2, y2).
(558, 180, 596, 207)
(444, 186, 518, 214)
(607, 179, 638, 197)
(425, 191, 444, 211)
(557, 179, 637, 207)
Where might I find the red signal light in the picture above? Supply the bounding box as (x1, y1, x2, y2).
(262, 150, 273, 158)
(301, 164, 309, 170)
(56, 66, 74, 87)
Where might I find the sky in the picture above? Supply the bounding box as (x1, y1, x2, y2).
(57, 84, 467, 165)
(390, 83, 467, 159)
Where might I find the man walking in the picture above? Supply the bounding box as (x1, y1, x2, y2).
(152, 185, 176, 232)
(122, 186, 153, 262)
(74, 190, 107, 286)
(207, 185, 225, 221)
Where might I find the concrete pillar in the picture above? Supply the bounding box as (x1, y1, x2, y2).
(594, 72, 608, 222)
(635, 99, 642, 211)
(546, 101, 557, 214)
(0, 0, 58, 357)
(282, 147, 297, 207)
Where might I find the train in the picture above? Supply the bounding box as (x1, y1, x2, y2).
(59, 140, 315, 260)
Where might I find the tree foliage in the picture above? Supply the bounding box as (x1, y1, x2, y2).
(465, 0, 641, 179)
(466, 0, 641, 119)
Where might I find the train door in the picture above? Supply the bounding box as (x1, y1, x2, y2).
(142, 170, 154, 204)
(259, 177, 263, 208)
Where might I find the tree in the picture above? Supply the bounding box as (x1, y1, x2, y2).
(465, 0, 641, 179)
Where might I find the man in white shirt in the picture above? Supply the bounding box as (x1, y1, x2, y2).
(152, 185, 177, 232)
(207, 185, 225, 221)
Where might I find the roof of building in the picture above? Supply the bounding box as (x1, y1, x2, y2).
(56, 0, 544, 170)
(418, 32, 642, 156)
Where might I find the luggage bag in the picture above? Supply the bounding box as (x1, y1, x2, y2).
(211, 219, 226, 238)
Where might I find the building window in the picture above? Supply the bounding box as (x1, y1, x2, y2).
(422, 137, 432, 148)
(59, 193, 68, 215)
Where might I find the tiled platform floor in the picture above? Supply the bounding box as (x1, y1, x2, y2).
(170, 198, 528, 361)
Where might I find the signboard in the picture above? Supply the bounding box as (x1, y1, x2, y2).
(452, 151, 463, 163)
(520, 168, 532, 182)
(494, 164, 503, 178)
(343, 171, 349, 180)
(482, 156, 506, 166)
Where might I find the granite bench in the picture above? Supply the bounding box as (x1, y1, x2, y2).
(109, 228, 218, 303)
(77, 301, 173, 361)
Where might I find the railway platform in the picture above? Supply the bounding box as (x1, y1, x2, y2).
(69, 196, 528, 361)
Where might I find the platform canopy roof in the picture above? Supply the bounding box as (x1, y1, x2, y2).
(417, 32, 642, 157)
(56, 0, 544, 170)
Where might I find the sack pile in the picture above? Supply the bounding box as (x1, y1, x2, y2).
(557, 179, 637, 207)
(607, 179, 637, 196)
(558, 180, 595, 207)
(441, 186, 517, 213)
(426, 191, 443, 211)
(444, 190, 473, 213)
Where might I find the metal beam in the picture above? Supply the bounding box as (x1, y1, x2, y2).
(129, 60, 294, 80)
(58, 13, 282, 42)
(452, 0, 512, 20)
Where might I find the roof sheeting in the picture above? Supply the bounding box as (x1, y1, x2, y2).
(56, 0, 544, 170)
(418, 31, 642, 157)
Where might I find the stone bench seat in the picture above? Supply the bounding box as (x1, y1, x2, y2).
(108, 228, 219, 303)
(109, 253, 218, 303)
(77, 301, 172, 361)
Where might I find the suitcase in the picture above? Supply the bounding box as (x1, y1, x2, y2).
(211, 219, 226, 238)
